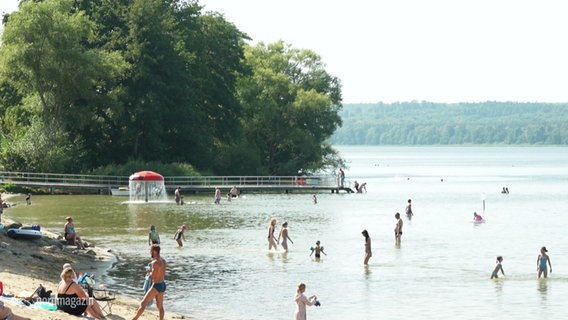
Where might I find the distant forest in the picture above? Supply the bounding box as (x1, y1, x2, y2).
(330, 102, 568, 145)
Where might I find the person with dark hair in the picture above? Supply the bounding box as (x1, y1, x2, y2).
(537, 246, 552, 278)
(491, 256, 505, 279)
(174, 187, 181, 205)
(133, 244, 167, 320)
(394, 213, 403, 245)
(64, 217, 85, 249)
(405, 199, 413, 218)
(362, 230, 372, 265)
(277, 222, 293, 252)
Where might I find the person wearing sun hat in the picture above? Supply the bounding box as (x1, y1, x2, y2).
(537, 246, 552, 278)
(173, 224, 187, 247)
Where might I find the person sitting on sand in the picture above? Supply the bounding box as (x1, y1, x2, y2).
(64, 217, 85, 249)
(56, 267, 105, 319)
(62, 263, 79, 283)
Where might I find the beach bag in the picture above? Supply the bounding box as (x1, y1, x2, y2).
(31, 284, 52, 302)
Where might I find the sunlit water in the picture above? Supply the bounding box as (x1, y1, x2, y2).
(7, 146, 568, 319)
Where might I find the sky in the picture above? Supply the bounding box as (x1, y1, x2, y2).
(2, 0, 568, 104)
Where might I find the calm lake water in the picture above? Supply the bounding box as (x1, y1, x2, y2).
(7, 146, 568, 320)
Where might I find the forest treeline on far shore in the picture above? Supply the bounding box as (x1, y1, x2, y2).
(330, 101, 568, 145)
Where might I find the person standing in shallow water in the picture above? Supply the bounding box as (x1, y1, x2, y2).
(537, 246, 552, 278)
(148, 225, 160, 245)
(267, 218, 278, 251)
(294, 282, 317, 320)
(277, 222, 293, 252)
(362, 229, 372, 265)
(405, 199, 413, 218)
(490, 256, 505, 279)
(174, 187, 181, 205)
(394, 212, 403, 245)
(133, 244, 167, 320)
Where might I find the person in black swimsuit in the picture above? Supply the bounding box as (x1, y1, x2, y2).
(56, 268, 104, 319)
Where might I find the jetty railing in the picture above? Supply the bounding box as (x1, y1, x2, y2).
(0, 171, 339, 190)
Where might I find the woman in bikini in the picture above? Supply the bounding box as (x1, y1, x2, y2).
(277, 222, 294, 252)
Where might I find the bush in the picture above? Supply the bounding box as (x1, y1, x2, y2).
(86, 161, 201, 177)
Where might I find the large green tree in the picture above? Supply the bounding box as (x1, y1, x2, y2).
(0, 0, 127, 171)
(237, 41, 343, 175)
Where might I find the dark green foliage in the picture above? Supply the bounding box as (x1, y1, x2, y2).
(331, 102, 568, 145)
(0, 0, 343, 175)
(87, 160, 199, 177)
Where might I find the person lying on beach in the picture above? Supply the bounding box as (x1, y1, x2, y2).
(56, 267, 105, 319)
(0, 301, 30, 320)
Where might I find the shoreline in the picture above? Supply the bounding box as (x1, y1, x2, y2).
(1, 193, 187, 320)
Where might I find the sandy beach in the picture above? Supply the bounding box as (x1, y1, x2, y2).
(0, 194, 186, 320)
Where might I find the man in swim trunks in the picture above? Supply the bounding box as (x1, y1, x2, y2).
(133, 244, 167, 320)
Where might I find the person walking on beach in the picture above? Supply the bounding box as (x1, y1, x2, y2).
(490, 256, 505, 279)
(277, 222, 293, 252)
(148, 225, 160, 245)
(133, 244, 167, 320)
(394, 212, 403, 245)
(174, 187, 181, 205)
(267, 218, 278, 251)
(294, 282, 318, 320)
(405, 199, 413, 218)
(214, 187, 221, 204)
(173, 224, 187, 247)
(537, 246, 552, 278)
(362, 229, 372, 265)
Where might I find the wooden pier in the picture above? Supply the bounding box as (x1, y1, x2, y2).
(0, 171, 354, 195)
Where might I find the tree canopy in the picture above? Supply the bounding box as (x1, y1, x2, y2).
(0, 0, 344, 175)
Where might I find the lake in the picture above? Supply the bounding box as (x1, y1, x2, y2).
(7, 146, 568, 319)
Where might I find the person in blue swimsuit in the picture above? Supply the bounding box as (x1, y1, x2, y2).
(490, 256, 505, 279)
(537, 246, 552, 278)
(133, 244, 167, 320)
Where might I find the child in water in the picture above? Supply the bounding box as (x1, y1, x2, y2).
(491, 256, 505, 279)
(173, 224, 187, 247)
(537, 246, 552, 278)
(310, 241, 326, 258)
(148, 225, 160, 245)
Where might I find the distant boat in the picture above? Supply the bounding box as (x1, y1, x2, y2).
(111, 186, 130, 196)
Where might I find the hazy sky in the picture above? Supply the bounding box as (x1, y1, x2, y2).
(3, 0, 568, 103)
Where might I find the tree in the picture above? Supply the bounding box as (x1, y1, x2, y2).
(0, 0, 127, 171)
(238, 41, 343, 175)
